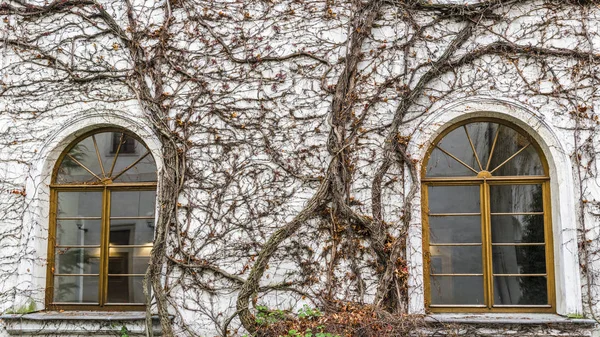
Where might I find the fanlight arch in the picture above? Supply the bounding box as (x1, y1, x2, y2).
(424, 118, 548, 179)
(54, 129, 157, 184)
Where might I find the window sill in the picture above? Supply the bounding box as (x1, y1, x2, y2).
(424, 314, 598, 336)
(425, 313, 597, 325)
(0, 311, 163, 336)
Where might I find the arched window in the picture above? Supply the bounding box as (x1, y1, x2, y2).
(46, 128, 157, 310)
(422, 118, 555, 312)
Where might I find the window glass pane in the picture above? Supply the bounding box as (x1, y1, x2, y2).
(56, 163, 95, 184)
(427, 125, 481, 177)
(107, 276, 145, 304)
(465, 122, 497, 169)
(113, 152, 157, 182)
(492, 145, 543, 176)
(106, 134, 156, 182)
(490, 184, 543, 213)
(492, 245, 546, 274)
(110, 132, 137, 154)
(430, 276, 484, 305)
(427, 148, 476, 177)
(55, 136, 101, 184)
(53, 275, 98, 303)
(108, 247, 151, 274)
(109, 220, 154, 245)
(438, 126, 479, 172)
(494, 276, 548, 305)
(429, 246, 482, 274)
(110, 191, 156, 218)
(57, 191, 102, 218)
(429, 216, 481, 244)
(88, 132, 147, 180)
(488, 125, 543, 176)
(56, 220, 102, 246)
(55, 247, 100, 274)
(428, 185, 480, 213)
(491, 215, 545, 244)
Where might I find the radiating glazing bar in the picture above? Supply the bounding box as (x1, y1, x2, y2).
(464, 125, 484, 171)
(436, 145, 479, 174)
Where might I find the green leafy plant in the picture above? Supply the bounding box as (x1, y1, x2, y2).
(297, 305, 322, 320)
(567, 313, 585, 319)
(5, 299, 36, 314)
(255, 305, 286, 325)
(120, 325, 130, 337)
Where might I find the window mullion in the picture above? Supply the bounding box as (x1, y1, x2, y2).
(99, 186, 110, 306)
(482, 180, 494, 310)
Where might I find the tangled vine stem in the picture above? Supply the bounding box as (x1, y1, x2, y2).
(4, 0, 600, 336)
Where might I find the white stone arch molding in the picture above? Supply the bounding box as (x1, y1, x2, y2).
(19, 112, 163, 310)
(406, 96, 582, 316)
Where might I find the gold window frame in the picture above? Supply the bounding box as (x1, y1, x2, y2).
(45, 128, 157, 311)
(421, 118, 555, 313)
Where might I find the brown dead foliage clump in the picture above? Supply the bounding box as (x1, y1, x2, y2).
(256, 302, 429, 337)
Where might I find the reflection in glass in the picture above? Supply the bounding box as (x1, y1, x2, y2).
(492, 145, 543, 176)
(494, 276, 548, 305)
(57, 192, 102, 218)
(102, 132, 133, 177)
(430, 276, 484, 305)
(111, 132, 136, 154)
(427, 123, 480, 178)
(56, 220, 102, 246)
(437, 126, 475, 168)
(56, 137, 97, 183)
(429, 246, 482, 274)
(53, 276, 98, 303)
(109, 221, 154, 245)
(489, 125, 543, 176)
(427, 147, 475, 177)
(490, 184, 543, 213)
(55, 247, 100, 274)
(110, 191, 156, 218)
(491, 215, 544, 243)
(108, 247, 151, 274)
(107, 276, 145, 303)
(428, 185, 480, 213)
(465, 122, 497, 168)
(429, 216, 481, 243)
(113, 152, 157, 183)
(492, 245, 546, 274)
